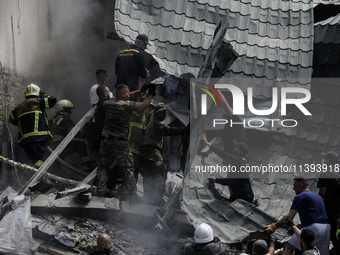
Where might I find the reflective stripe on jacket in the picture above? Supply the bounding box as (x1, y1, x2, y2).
(9, 95, 57, 145)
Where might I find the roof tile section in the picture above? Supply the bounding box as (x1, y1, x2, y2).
(313, 13, 340, 76)
(114, 0, 314, 98)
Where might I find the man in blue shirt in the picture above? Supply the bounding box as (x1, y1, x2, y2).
(265, 177, 330, 255)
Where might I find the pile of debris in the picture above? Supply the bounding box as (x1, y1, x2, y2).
(0, 184, 193, 255)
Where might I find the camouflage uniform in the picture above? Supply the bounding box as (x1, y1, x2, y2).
(140, 103, 186, 201)
(96, 98, 138, 195)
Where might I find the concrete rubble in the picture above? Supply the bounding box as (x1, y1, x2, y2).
(0, 181, 196, 255)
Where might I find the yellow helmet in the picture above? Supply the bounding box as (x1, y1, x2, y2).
(55, 99, 74, 112)
(25, 83, 40, 97)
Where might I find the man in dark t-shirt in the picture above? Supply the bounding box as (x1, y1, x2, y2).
(265, 177, 330, 255)
(317, 151, 340, 254)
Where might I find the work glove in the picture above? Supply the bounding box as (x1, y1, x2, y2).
(208, 177, 216, 183)
(147, 84, 157, 96)
(264, 223, 278, 234)
(206, 180, 215, 189)
(270, 235, 277, 246)
(140, 84, 149, 94)
(40, 91, 47, 98)
(286, 218, 294, 228)
(337, 228, 340, 240)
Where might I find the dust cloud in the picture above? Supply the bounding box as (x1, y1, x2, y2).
(27, 0, 118, 122)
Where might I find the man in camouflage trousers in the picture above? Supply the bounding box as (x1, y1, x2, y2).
(140, 102, 187, 205)
(96, 84, 155, 198)
(128, 101, 153, 182)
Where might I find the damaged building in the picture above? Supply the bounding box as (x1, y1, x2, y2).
(1, 0, 340, 254)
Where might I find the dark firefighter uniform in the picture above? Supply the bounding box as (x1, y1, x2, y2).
(209, 144, 255, 203)
(49, 111, 94, 173)
(9, 90, 56, 168)
(140, 103, 187, 204)
(128, 110, 152, 181)
(115, 45, 147, 92)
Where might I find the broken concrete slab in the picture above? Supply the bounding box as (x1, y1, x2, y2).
(31, 194, 120, 220)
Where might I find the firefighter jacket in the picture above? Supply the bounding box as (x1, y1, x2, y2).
(115, 45, 147, 91)
(49, 111, 75, 140)
(9, 94, 57, 145)
(143, 115, 186, 151)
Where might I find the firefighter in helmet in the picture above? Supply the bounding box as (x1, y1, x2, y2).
(49, 99, 95, 173)
(9, 83, 57, 168)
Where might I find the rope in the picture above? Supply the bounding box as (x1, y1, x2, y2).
(0, 155, 80, 186)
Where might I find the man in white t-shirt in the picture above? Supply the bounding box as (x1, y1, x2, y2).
(89, 69, 113, 107)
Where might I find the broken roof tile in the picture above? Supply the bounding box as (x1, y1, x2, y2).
(115, 0, 313, 99)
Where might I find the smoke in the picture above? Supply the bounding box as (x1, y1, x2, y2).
(27, 0, 117, 122)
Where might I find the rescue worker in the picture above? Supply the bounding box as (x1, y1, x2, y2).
(286, 219, 321, 255)
(201, 134, 255, 204)
(88, 233, 113, 255)
(182, 223, 230, 255)
(140, 102, 187, 205)
(115, 34, 150, 92)
(240, 237, 276, 255)
(128, 99, 154, 181)
(265, 177, 330, 255)
(49, 99, 95, 173)
(95, 84, 155, 199)
(317, 151, 340, 254)
(92, 86, 110, 156)
(9, 83, 57, 168)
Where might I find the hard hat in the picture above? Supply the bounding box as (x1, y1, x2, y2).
(56, 99, 74, 112)
(194, 223, 214, 243)
(25, 83, 40, 97)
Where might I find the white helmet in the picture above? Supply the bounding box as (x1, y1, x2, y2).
(194, 223, 214, 243)
(56, 99, 74, 112)
(25, 83, 40, 97)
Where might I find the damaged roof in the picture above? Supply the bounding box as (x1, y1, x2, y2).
(114, 0, 314, 98)
(113, 0, 340, 245)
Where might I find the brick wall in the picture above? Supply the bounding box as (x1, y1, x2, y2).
(0, 68, 26, 190)
(0, 68, 25, 142)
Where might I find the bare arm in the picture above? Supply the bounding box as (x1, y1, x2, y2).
(129, 90, 141, 100)
(201, 133, 211, 147)
(267, 244, 275, 255)
(291, 225, 302, 241)
(137, 94, 152, 113)
(318, 187, 326, 199)
(276, 209, 298, 228)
